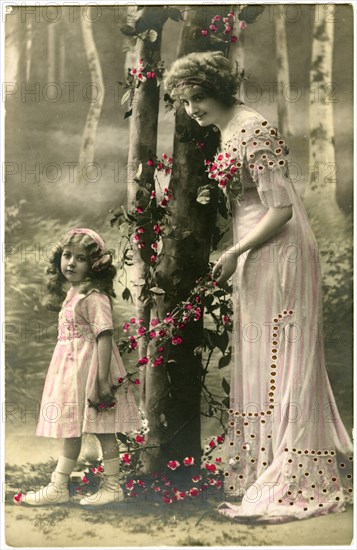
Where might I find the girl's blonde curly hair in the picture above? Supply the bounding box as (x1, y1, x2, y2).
(164, 51, 241, 107)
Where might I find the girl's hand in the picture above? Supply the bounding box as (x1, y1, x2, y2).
(212, 250, 238, 286)
(98, 381, 115, 405)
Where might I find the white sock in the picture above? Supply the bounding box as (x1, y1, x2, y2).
(103, 457, 119, 476)
(52, 456, 77, 484)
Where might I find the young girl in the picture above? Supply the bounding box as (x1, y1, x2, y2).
(164, 51, 353, 522)
(23, 228, 141, 507)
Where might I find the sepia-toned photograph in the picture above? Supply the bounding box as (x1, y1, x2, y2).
(2, 1, 354, 547)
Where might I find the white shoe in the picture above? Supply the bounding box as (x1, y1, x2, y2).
(79, 475, 124, 506)
(23, 476, 69, 506)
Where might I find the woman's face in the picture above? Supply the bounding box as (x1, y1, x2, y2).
(178, 86, 226, 127)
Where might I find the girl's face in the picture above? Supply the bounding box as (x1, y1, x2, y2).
(60, 244, 89, 286)
(179, 86, 226, 127)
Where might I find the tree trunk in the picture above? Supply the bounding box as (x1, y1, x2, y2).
(77, 10, 105, 183)
(275, 5, 291, 136)
(125, 7, 165, 411)
(141, 6, 223, 480)
(5, 10, 27, 83)
(47, 23, 55, 82)
(25, 20, 32, 82)
(307, 11, 345, 231)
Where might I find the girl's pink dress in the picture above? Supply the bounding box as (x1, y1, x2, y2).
(36, 288, 141, 438)
(218, 109, 353, 522)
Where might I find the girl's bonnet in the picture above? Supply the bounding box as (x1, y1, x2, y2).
(64, 227, 112, 272)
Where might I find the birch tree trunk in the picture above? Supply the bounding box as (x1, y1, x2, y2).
(275, 5, 291, 136)
(77, 10, 104, 183)
(308, 11, 345, 230)
(5, 10, 27, 83)
(47, 23, 55, 82)
(125, 7, 165, 410)
(25, 20, 32, 82)
(141, 6, 222, 479)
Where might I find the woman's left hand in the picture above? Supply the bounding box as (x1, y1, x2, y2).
(212, 251, 238, 286)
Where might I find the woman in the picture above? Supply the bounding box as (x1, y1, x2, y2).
(164, 51, 353, 522)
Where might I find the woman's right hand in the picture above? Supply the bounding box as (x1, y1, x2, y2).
(212, 250, 238, 286)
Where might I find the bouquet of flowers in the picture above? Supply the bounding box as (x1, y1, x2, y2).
(205, 151, 244, 206)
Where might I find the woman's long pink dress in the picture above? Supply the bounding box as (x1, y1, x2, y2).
(218, 108, 353, 522)
(36, 288, 141, 438)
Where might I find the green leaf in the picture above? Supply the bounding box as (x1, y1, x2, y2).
(120, 24, 137, 36)
(116, 433, 129, 444)
(121, 89, 132, 106)
(238, 5, 265, 24)
(222, 377, 230, 396)
(147, 29, 158, 42)
(196, 186, 211, 205)
(149, 287, 166, 295)
(122, 287, 132, 302)
(218, 352, 231, 369)
(166, 7, 183, 22)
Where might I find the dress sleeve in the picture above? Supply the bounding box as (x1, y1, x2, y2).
(243, 122, 292, 208)
(81, 291, 114, 338)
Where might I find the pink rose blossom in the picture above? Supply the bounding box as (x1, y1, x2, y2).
(192, 475, 201, 483)
(122, 453, 131, 464)
(205, 463, 217, 472)
(183, 456, 194, 466)
(118, 377, 124, 384)
(167, 460, 180, 471)
(150, 255, 157, 263)
(123, 322, 130, 332)
(151, 318, 160, 326)
(217, 435, 225, 443)
(147, 159, 154, 166)
(134, 378, 140, 385)
(138, 356, 149, 365)
(230, 35, 238, 43)
(149, 331, 157, 339)
(172, 335, 183, 345)
(135, 435, 145, 444)
(201, 29, 209, 36)
(189, 487, 200, 497)
(240, 21, 246, 30)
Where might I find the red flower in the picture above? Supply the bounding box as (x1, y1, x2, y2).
(167, 460, 180, 471)
(153, 356, 164, 367)
(122, 453, 131, 464)
(209, 439, 216, 448)
(205, 463, 217, 472)
(213, 14, 221, 21)
(123, 322, 130, 332)
(13, 493, 23, 504)
(130, 317, 136, 324)
(149, 331, 157, 339)
(183, 456, 194, 466)
(215, 457, 222, 463)
(135, 206, 143, 213)
(216, 480, 222, 488)
(157, 346, 164, 353)
(151, 242, 158, 250)
(157, 161, 164, 170)
(160, 198, 168, 207)
(192, 475, 201, 483)
(134, 378, 140, 385)
(130, 341, 138, 350)
(150, 190, 156, 198)
(147, 159, 154, 166)
(82, 476, 89, 484)
(159, 329, 167, 337)
(154, 487, 161, 492)
(240, 21, 246, 30)
(137, 227, 144, 234)
(189, 487, 200, 497)
(137, 327, 146, 336)
(172, 335, 183, 345)
(150, 255, 157, 263)
(138, 356, 149, 365)
(135, 435, 145, 444)
(163, 497, 173, 504)
(209, 24, 218, 32)
(154, 224, 161, 234)
(223, 315, 232, 325)
(201, 29, 209, 36)
(230, 35, 238, 43)
(151, 318, 159, 326)
(97, 465, 104, 473)
(118, 377, 124, 384)
(217, 435, 225, 444)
